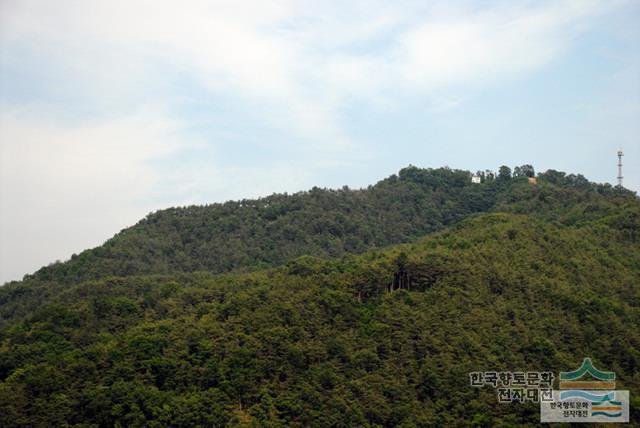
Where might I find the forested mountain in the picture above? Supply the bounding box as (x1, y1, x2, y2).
(0, 166, 638, 427)
(18, 166, 635, 284)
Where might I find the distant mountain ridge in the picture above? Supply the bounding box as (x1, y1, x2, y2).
(16, 166, 635, 286)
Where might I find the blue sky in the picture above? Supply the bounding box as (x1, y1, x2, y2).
(1, 0, 639, 283)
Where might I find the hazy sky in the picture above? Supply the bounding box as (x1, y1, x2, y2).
(1, 0, 639, 284)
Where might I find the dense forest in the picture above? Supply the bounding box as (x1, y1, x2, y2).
(0, 166, 638, 426)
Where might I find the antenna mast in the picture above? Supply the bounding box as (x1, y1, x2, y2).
(617, 150, 623, 187)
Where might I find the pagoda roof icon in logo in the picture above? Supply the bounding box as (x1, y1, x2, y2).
(559, 358, 616, 390)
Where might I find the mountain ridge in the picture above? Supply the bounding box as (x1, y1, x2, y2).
(13, 166, 635, 286)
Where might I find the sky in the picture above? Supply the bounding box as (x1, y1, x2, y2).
(0, 0, 639, 284)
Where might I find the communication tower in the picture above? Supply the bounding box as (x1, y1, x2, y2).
(617, 150, 623, 187)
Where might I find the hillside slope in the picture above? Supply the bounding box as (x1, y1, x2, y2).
(0, 209, 639, 426)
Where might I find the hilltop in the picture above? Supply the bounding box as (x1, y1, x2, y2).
(16, 166, 636, 284)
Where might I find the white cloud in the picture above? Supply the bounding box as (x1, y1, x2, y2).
(395, 1, 607, 89)
(1, 1, 615, 141)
